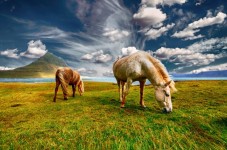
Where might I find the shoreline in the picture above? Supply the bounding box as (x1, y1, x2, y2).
(0, 77, 227, 84)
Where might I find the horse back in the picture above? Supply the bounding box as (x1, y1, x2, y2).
(113, 52, 153, 81)
(56, 67, 74, 84)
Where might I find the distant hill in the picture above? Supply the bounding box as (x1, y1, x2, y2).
(172, 70, 227, 78)
(0, 52, 67, 78)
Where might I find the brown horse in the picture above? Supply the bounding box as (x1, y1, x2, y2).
(113, 51, 177, 113)
(53, 67, 84, 102)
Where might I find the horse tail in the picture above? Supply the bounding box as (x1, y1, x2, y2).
(81, 80, 84, 93)
(56, 70, 68, 96)
(78, 78, 84, 94)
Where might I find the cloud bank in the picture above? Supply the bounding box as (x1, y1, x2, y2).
(172, 12, 227, 40)
(154, 37, 227, 71)
(190, 63, 227, 74)
(0, 40, 47, 59)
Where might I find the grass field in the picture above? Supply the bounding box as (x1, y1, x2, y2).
(0, 81, 226, 149)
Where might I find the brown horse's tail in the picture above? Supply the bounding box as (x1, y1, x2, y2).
(77, 77, 84, 95)
(56, 71, 68, 96)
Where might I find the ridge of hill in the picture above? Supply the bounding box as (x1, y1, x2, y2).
(0, 52, 67, 78)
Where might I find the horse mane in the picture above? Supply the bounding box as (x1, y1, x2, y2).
(148, 54, 177, 92)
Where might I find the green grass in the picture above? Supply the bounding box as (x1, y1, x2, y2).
(0, 81, 226, 149)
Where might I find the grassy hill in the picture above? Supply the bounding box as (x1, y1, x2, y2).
(0, 81, 226, 149)
(0, 52, 67, 78)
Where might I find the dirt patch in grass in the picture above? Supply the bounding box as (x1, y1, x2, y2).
(11, 104, 22, 107)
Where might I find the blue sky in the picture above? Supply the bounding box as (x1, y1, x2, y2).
(0, 0, 226, 76)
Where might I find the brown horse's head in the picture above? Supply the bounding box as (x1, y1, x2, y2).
(78, 80, 84, 96)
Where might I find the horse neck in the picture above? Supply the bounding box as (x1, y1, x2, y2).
(148, 71, 165, 86)
(147, 56, 171, 86)
(145, 63, 166, 86)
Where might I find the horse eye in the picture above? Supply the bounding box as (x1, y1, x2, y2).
(163, 90, 169, 97)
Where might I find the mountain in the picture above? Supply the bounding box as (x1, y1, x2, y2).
(0, 52, 67, 78)
(172, 70, 227, 78)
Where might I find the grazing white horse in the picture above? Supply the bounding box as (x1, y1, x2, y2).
(113, 51, 177, 113)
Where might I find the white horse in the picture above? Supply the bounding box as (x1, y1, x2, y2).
(113, 51, 177, 113)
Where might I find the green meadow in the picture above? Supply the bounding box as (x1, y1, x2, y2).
(0, 81, 226, 149)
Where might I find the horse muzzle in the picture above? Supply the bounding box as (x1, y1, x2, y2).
(162, 107, 172, 113)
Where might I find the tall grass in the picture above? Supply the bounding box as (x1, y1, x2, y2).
(0, 81, 226, 149)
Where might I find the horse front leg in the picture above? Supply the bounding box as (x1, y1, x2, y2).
(121, 78, 132, 108)
(53, 81, 60, 102)
(72, 85, 76, 97)
(139, 80, 146, 107)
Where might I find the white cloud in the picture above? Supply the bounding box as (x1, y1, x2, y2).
(195, 0, 205, 6)
(133, 7, 166, 27)
(172, 29, 200, 38)
(81, 50, 112, 63)
(133, 0, 186, 41)
(187, 37, 227, 52)
(0, 49, 20, 59)
(76, 67, 97, 75)
(155, 47, 221, 66)
(103, 70, 113, 77)
(144, 23, 175, 39)
(172, 12, 227, 40)
(188, 12, 226, 29)
(184, 34, 204, 40)
(95, 54, 112, 63)
(20, 40, 47, 58)
(103, 28, 130, 42)
(154, 37, 227, 67)
(142, 0, 187, 6)
(26, 26, 69, 39)
(81, 50, 103, 60)
(0, 66, 15, 70)
(121, 47, 139, 56)
(190, 63, 227, 74)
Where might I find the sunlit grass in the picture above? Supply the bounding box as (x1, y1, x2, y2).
(0, 81, 226, 149)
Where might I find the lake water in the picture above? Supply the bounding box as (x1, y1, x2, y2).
(0, 76, 227, 83)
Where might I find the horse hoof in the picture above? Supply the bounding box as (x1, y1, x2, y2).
(120, 105, 125, 108)
(141, 105, 146, 108)
(64, 98, 68, 100)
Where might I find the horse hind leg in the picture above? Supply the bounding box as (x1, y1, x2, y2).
(139, 80, 146, 108)
(72, 85, 76, 97)
(53, 80, 60, 102)
(61, 83, 68, 100)
(121, 78, 132, 108)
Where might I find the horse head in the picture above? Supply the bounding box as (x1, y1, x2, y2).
(155, 80, 173, 113)
(78, 80, 84, 96)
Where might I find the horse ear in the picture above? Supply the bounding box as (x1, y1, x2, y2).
(165, 80, 172, 87)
